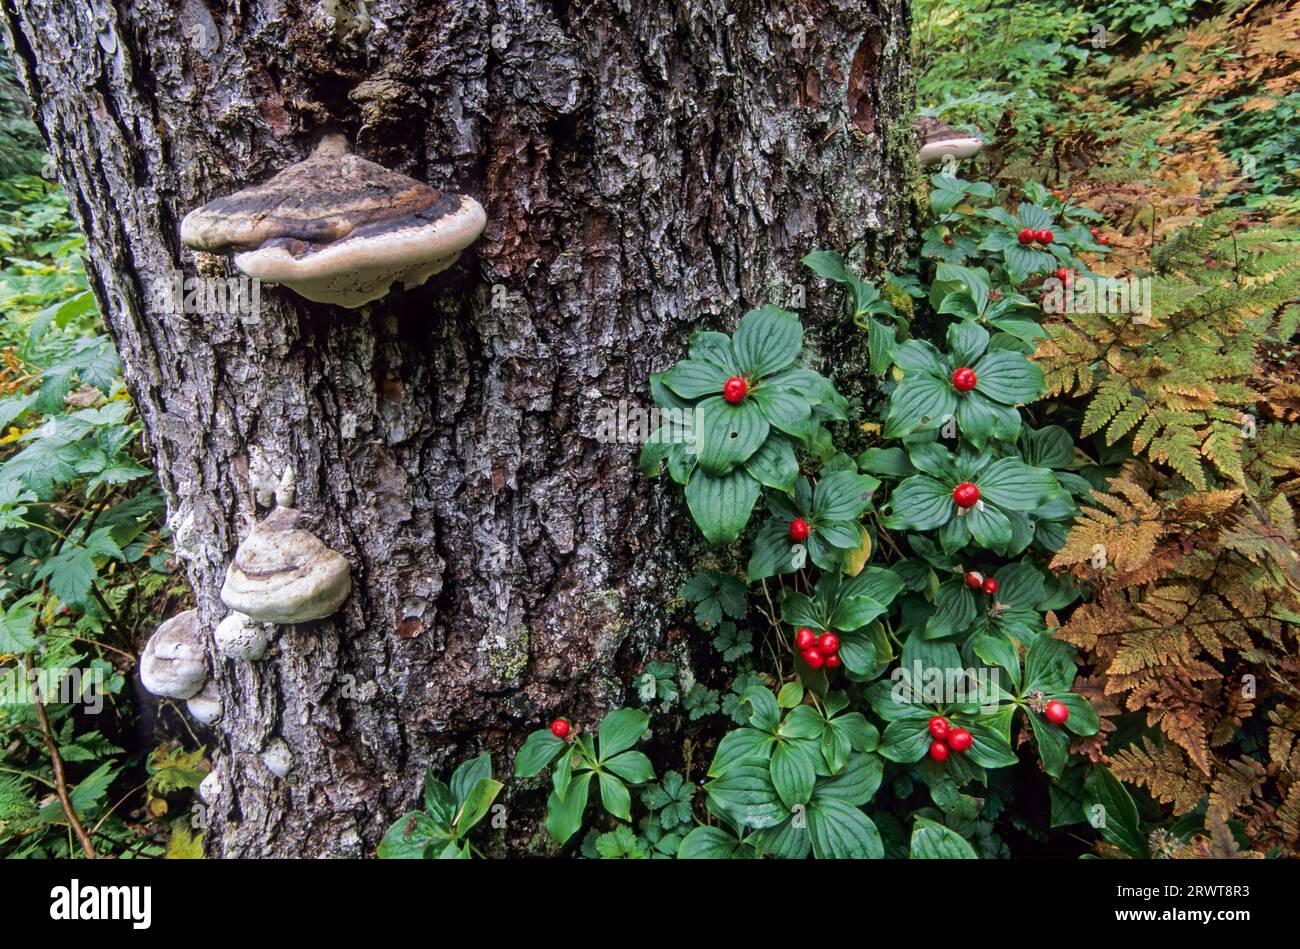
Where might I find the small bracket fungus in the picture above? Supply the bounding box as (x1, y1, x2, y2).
(139, 610, 209, 699)
(215, 610, 272, 660)
(186, 680, 223, 724)
(198, 768, 222, 805)
(261, 739, 293, 778)
(180, 133, 487, 308)
(220, 507, 352, 624)
(914, 116, 984, 166)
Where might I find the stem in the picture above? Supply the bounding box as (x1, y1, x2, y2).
(25, 655, 96, 858)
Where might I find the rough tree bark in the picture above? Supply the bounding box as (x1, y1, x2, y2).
(0, 0, 911, 856)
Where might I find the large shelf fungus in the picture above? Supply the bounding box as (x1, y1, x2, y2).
(180, 133, 486, 308)
(220, 507, 352, 624)
(140, 610, 209, 700)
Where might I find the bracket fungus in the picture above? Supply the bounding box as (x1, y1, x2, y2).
(215, 611, 271, 660)
(198, 768, 222, 805)
(140, 610, 208, 700)
(914, 116, 984, 166)
(186, 680, 223, 724)
(261, 739, 293, 778)
(180, 133, 486, 308)
(220, 507, 352, 624)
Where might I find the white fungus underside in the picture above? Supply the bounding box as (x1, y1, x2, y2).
(918, 137, 983, 166)
(233, 198, 486, 308)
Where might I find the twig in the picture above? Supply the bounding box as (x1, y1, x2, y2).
(26, 655, 95, 858)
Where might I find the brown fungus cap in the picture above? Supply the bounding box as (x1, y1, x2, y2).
(180, 134, 486, 308)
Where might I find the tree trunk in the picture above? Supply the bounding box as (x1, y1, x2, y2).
(0, 0, 911, 856)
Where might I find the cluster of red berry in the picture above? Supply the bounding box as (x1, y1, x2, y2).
(952, 482, 980, 508)
(550, 718, 572, 739)
(1090, 227, 1110, 246)
(789, 518, 810, 541)
(1017, 227, 1053, 246)
(723, 376, 749, 404)
(951, 367, 977, 391)
(1054, 266, 1074, 286)
(964, 570, 998, 595)
(927, 716, 971, 761)
(795, 626, 840, 670)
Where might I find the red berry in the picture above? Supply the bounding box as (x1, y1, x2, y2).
(964, 570, 983, 589)
(1018, 228, 1034, 245)
(550, 718, 571, 739)
(944, 235, 954, 245)
(1037, 228, 1054, 245)
(981, 576, 999, 595)
(789, 518, 810, 542)
(1045, 700, 1070, 725)
(929, 740, 949, 762)
(817, 633, 840, 656)
(1099, 235, 1110, 245)
(823, 654, 841, 669)
(723, 376, 748, 404)
(952, 482, 980, 508)
(1090, 227, 1100, 237)
(929, 716, 950, 740)
(801, 648, 825, 669)
(947, 728, 973, 753)
(795, 627, 817, 651)
(951, 367, 977, 391)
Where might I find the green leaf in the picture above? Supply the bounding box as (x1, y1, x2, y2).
(1083, 767, 1146, 858)
(972, 350, 1044, 405)
(1029, 711, 1070, 778)
(705, 758, 787, 830)
(812, 470, 878, 521)
(965, 501, 1013, 549)
(836, 627, 878, 675)
(910, 817, 978, 858)
(545, 771, 592, 845)
(879, 716, 931, 763)
(454, 778, 503, 833)
(598, 707, 649, 759)
(68, 760, 116, 815)
(377, 812, 437, 859)
(33, 546, 98, 607)
(806, 798, 883, 858)
(678, 825, 753, 859)
(770, 741, 817, 809)
(685, 467, 761, 545)
(813, 751, 883, 805)
(882, 476, 953, 531)
(924, 577, 977, 638)
(709, 728, 774, 776)
(977, 459, 1057, 511)
(0, 602, 38, 653)
(732, 306, 803, 378)
(696, 396, 769, 473)
(744, 434, 799, 492)
(604, 750, 655, 784)
(884, 375, 957, 439)
(450, 752, 493, 805)
(1024, 636, 1075, 693)
(598, 772, 632, 820)
(662, 358, 728, 399)
(514, 729, 567, 777)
